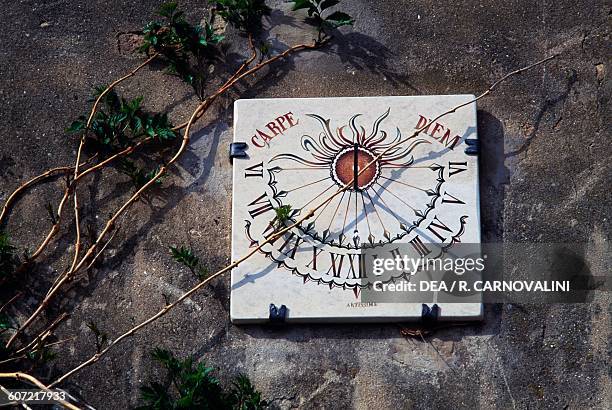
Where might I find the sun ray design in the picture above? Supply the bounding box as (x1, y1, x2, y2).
(270, 108, 430, 172)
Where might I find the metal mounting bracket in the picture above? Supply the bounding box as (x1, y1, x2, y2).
(464, 139, 480, 156)
(229, 142, 248, 161)
(269, 303, 287, 324)
(421, 303, 440, 324)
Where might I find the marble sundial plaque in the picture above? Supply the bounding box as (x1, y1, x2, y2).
(230, 96, 482, 323)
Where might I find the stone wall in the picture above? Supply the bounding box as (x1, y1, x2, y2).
(0, 0, 609, 408)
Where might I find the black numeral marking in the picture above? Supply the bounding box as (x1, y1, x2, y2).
(306, 246, 324, 270)
(248, 192, 274, 218)
(409, 236, 431, 257)
(441, 191, 465, 205)
(327, 253, 346, 278)
(244, 162, 264, 178)
(448, 161, 467, 177)
(426, 216, 453, 242)
(277, 232, 303, 259)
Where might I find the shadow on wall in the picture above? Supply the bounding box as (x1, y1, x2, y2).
(478, 110, 508, 244)
(330, 32, 421, 92)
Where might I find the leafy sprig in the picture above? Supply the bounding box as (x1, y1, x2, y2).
(118, 161, 165, 190)
(212, 0, 271, 33)
(67, 89, 175, 189)
(226, 375, 265, 409)
(139, 348, 265, 409)
(26, 346, 58, 364)
(139, 2, 224, 99)
(273, 205, 292, 230)
(292, 0, 354, 41)
(67, 90, 177, 153)
(86, 321, 108, 353)
(170, 246, 209, 281)
(0, 231, 19, 280)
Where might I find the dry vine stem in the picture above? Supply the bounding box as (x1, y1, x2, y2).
(20, 54, 159, 266)
(0, 167, 72, 226)
(5, 52, 157, 346)
(0, 120, 190, 231)
(5, 59, 160, 297)
(0, 372, 80, 410)
(13, 313, 69, 357)
(7, 38, 324, 349)
(49, 54, 557, 387)
(68, 52, 159, 274)
(0, 337, 76, 366)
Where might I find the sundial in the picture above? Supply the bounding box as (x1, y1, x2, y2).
(230, 96, 482, 323)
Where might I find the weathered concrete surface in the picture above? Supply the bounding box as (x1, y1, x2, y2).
(0, 0, 610, 408)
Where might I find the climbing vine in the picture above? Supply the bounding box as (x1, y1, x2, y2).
(0, 1, 354, 407)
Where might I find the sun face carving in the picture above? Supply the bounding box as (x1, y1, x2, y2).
(331, 146, 380, 191)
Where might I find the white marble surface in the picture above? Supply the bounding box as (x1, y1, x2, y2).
(230, 96, 482, 323)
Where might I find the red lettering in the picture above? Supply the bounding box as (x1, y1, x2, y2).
(257, 129, 273, 142)
(416, 115, 428, 130)
(440, 131, 461, 149)
(266, 122, 283, 136)
(251, 135, 265, 148)
(275, 116, 288, 132)
(431, 123, 445, 139)
(284, 112, 298, 127)
(415, 114, 461, 150)
(250, 112, 300, 149)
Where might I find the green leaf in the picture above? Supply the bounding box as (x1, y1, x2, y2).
(196, 266, 209, 280)
(0, 313, 11, 330)
(292, 0, 314, 11)
(1, 231, 19, 279)
(108, 113, 127, 128)
(131, 115, 143, 132)
(155, 128, 176, 140)
(320, 0, 340, 10)
(140, 382, 172, 408)
(170, 246, 199, 271)
(211, 34, 225, 44)
(129, 96, 143, 111)
(325, 11, 354, 27)
(86, 321, 100, 336)
(151, 347, 173, 364)
(212, 0, 271, 33)
(140, 348, 265, 409)
(66, 118, 86, 134)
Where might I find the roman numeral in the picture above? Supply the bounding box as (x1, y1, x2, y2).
(277, 232, 303, 259)
(409, 236, 431, 257)
(327, 253, 346, 278)
(390, 248, 402, 259)
(244, 162, 264, 178)
(448, 161, 467, 177)
(306, 246, 324, 270)
(441, 191, 465, 205)
(247, 192, 274, 219)
(426, 216, 453, 242)
(346, 254, 367, 279)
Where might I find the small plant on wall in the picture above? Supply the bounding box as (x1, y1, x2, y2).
(138, 348, 265, 409)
